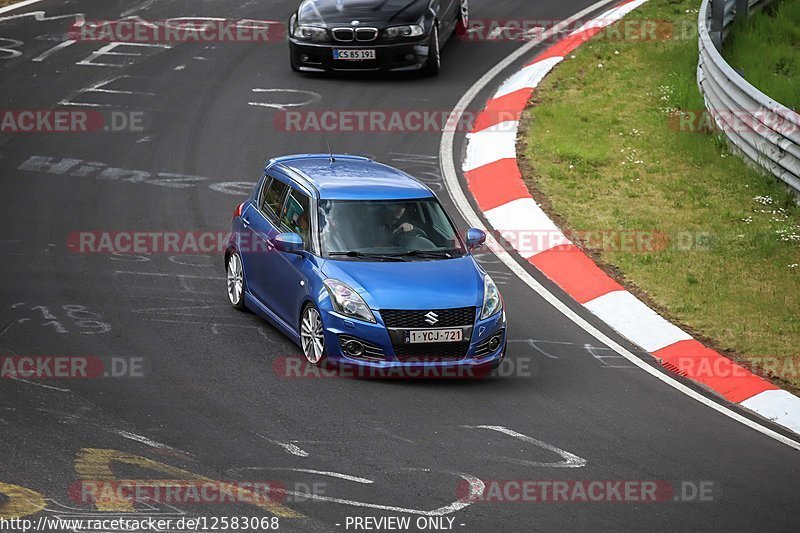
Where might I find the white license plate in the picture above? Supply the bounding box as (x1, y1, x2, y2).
(333, 49, 376, 60)
(405, 329, 463, 344)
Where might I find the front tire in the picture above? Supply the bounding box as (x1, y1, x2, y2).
(226, 251, 247, 311)
(455, 0, 469, 36)
(423, 23, 441, 76)
(300, 304, 326, 366)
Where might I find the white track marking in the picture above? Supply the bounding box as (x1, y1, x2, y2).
(282, 472, 484, 516)
(248, 88, 322, 110)
(507, 339, 561, 359)
(252, 432, 310, 457)
(32, 39, 75, 62)
(120, 0, 159, 17)
(0, 37, 22, 59)
(77, 42, 170, 67)
(584, 343, 637, 369)
(234, 466, 374, 484)
(60, 75, 155, 108)
(439, 0, 800, 450)
(463, 425, 586, 468)
(111, 429, 177, 451)
(0, 7, 83, 22)
(8, 376, 70, 392)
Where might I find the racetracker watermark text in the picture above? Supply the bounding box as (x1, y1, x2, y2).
(0, 356, 145, 379)
(461, 18, 694, 42)
(456, 480, 716, 503)
(66, 229, 714, 255)
(0, 110, 144, 133)
(69, 19, 285, 43)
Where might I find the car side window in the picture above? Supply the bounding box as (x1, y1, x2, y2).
(280, 189, 312, 248)
(261, 177, 290, 221)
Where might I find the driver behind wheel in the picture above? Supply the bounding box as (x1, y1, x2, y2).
(382, 203, 419, 237)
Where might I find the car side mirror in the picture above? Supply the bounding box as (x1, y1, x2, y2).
(274, 232, 304, 254)
(466, 228, 486, 251)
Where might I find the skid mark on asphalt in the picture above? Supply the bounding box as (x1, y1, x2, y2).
(113, 270, 222, 295)
(116, 272, 284, 340)
(373, 427, 415, 444)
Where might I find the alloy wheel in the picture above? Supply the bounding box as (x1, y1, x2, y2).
(301, 306, 325, 364)
(227, 253, 244, 307)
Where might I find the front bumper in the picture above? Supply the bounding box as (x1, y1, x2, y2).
(320, 307, 507, 374)
(289, 38, 431, 72)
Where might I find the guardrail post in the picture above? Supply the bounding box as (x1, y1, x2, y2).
(736, 0, 750, 19)
(710, 0, 725, 49)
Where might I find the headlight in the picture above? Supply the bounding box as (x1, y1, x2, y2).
(384, 24, 424, 39)
(480, 275, 503, 320)
(323, 279, 376, 323)
(292, 24, 328, 41)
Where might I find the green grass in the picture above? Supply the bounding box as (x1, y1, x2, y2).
(724, 0, 800, 108)
(521, 0, 800, 387)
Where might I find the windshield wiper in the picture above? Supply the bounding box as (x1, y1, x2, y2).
(329, 251, 408, 262)
(393, 249, 455, 259)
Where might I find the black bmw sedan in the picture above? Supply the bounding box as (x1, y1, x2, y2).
(288, 0, 468, 75)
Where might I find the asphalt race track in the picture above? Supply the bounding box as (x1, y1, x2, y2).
(0, 0, 798, 531)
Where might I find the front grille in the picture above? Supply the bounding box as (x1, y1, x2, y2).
(332, 27, 378, 42)
(355, 28, 378, 41)
(394, 342, 470, 362)
(380, 307, 477, 329)
(332, 28, 355, 41)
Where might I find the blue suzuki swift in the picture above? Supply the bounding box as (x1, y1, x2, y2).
(225, 154, 506, 371)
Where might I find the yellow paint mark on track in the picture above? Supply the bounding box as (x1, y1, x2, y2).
(74, 448, 302, 518)
(0, 482, 46, 519)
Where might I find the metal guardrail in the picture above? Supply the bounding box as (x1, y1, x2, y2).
(698, 0, 800, 194)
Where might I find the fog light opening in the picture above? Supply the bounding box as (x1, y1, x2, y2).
(405, 53, 415, 61)
(343, 339, 365, 357)
(487, 334, 502, 353)
(300, 54, 310, 63)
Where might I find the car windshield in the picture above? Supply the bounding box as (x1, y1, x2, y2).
(318, 198, 466, 260)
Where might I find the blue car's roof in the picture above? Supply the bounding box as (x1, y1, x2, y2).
(268, 154, 433, 200)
